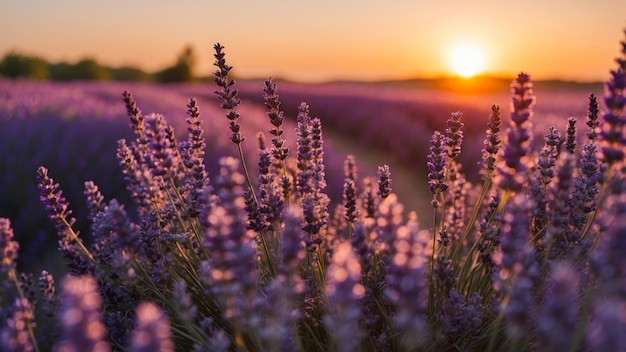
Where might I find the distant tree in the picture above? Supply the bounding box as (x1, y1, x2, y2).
(73, 58, 112, 80)
(47, 58, 111, 81)
(110, 66, 151, 82)
(48, 62, 75, 81)
(155, 45, 197, 83)
(0, 52, 50, 79)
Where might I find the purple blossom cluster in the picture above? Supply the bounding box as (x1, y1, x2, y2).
(0, 27, 625, 352)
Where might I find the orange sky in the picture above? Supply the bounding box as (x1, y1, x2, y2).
(1, 1, 625, 82)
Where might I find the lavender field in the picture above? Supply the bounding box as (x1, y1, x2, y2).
(0, 31, 624, 351)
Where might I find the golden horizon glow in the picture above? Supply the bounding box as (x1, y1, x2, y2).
(0, 1, 625, 83)
(448, 43, 486, 78)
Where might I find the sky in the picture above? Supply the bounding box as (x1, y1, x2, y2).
(1, 0, 625, 82)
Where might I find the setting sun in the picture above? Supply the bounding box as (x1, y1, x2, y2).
(449, 43, 486, 78)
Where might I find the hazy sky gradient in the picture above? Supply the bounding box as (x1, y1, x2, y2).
(1, 0, 625, 82)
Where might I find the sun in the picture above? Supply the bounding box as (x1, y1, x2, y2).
(448, 43, 486, 78)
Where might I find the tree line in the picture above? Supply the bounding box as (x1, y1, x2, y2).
(0, 45, 200, 82)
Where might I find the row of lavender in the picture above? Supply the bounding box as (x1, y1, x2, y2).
(0, 79, 354, 276)
(234, 78, 602, 181)
(1, 30, 625, 351)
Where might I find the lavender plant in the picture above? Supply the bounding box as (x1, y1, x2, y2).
(1, 27, 625, 352)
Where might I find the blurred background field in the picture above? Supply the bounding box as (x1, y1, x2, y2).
(0, 77, 602, 277)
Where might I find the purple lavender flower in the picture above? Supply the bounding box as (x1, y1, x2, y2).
(586, 298, 626, 351)
(123, 90, 144, 137)
(548, 153, 576, 256)
(36, 166, 76, 243)
(427, 131, 448, 208)
(172, 280, 197, 322)
(193, 318, 231, 352)
(203, 157, 258, 321)
(586, 93, 600, 141)
(179, 97, 210, 217)
(445, 111, 464, 159)
(433, 255, 456, 299)
(254, 136, 283, 231)
(530, 127, 561, 231)
(477, 192, 501, 269)
(296, 103, 314, 197)
(570, 143, 601, 232)
(101, 199, 142, 255)
(296, 103, 329, 239)
(0, 218, 19, 278)
(309, 117, 330, 225)
(377, 164, 392, 199)
(38, 270, 57, 316)
(386, 219, 430, 347)
(185, 97, 205, 159)
(53, 275, 110, 352)
(537, 262, 579, 351)
(144, 113, 178, 180)
(37, 167, 95, 265)
(599, 48, 626, 165)
(343, 155, 359, 223)
(130, 302, 174, 352)
(376, 193, 404, 260)
(279, 206, 306, 284)
(117, 139, 153, 209)
(84, 181, 105, 222)
(361, 177, 377, 218)
(444, 163, 467, 243)
(324, 240, 365, 352)
(18, 273, 36, 309)
(1, 298, 36, 352)
(590, 193, 626, 296)
(263, 78, 289, 166)
(310, 117, 327, 190)
(439, 289, 483, 343)
(344, 178, 359, 223)
(253, 279, 299, 352)
(480, 104, 503, 177)
(213, 43, 244, 144)
(351, 219, 374, 277)
(498, 73, 535, 192)
(566, 117, 577, 154)
(493, 194, 538, 340)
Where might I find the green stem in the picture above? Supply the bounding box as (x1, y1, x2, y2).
(451, 175, 492, 266)
(236, 143, 278, 279)
(58, 215, 96, 264)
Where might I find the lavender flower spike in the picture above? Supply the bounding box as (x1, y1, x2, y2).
(1, 298, 36, 352)
(324, 240, 365, 352)
(427, 131, 448, 208)
(377, 164, 392, 199)
(494, 193, 538, 340)
(53, 275, 110, 352)
(599, 28, 626, 165)
(0, 218, 19, 278)
(386, 221, 430, 347)
(131, 302, 174, 352)
(214, 43, 244, 144)
(122, 90, 144, 137)
(36, 166, 76, 243)
(586, 93, 600, 141)
(480, 104, 502, 177)
(537, 262, 579, 352)
(263, 78, 289, 164)
(498, 73, 535, 192)
(445, 111, 464, 159)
